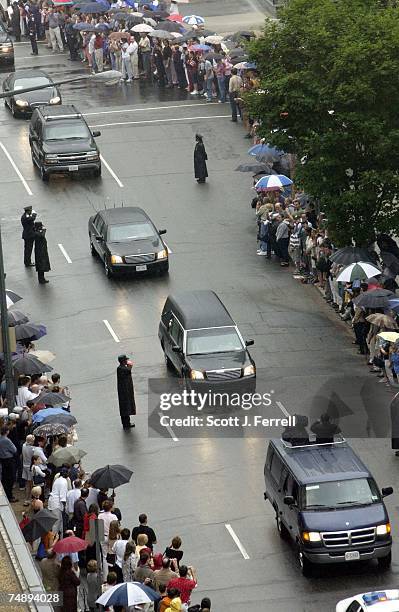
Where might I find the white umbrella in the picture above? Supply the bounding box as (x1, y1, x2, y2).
(204, 35, 223, 44)
(96, 582, 154, 607)
(336, 262, 381, 283)
(131, 23, 154, 32)
(6, 289, 22, 309)
(28, 349, 56, 364)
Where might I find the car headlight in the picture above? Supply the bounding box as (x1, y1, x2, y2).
(156, 249, 168, 260)
(1, 43, 13, 52)
(45, 154, 58, 164)
(15, 99, 29, 107)
(190, 369, 204, 380)
(243, 364, 255, 376)
(49, 96, 61, 105)
(86, 151, 99, 160)
(110, 255, 123, 264)
(302, 531, 321, 542)
(376, 523, 391, 536)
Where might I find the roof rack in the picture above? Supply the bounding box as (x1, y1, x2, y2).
(281, 435, 347, 449)
(39, 105, 82, 121)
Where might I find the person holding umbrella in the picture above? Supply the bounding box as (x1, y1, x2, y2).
(117, 355, 136, 430)
(34, 221, 51, 285)
(194, 134, 208, 184)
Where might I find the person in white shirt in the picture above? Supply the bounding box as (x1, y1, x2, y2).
(88, 33, 96, 73)
(112, 528, 130, 582)
(16, 376, 39, 408)
(129, 38, 139, 79)
(98, 500, 118, 538)
(47, 468, 69, 536)
(66, 479, 82, 517)
(85, 481, 100, 509)
(22, 434, 35, 505)
(121, 42, 133, 82)
(33, 438, 48, 471)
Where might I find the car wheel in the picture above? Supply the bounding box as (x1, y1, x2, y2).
(93, 164, 101, 178)
(377, 551, 392, 571)
(275, 513, 289, 540)
(159, 261, 169, 276)
(40, 165, 49, 182)
(104, 257, 113, 278)
(89, 236, 96, 257)
(11, 102, 17, 118)
(298, 547, 313, 577)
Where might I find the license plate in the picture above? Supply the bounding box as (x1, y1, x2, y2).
(68, 165, 79, 172)
(345, 551, 360, 561)
(136, 264, 147, 271)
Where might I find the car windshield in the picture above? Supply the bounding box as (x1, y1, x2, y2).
(304, 478, 380, 509)
(44, 122, 89, 141)
(14, 77, 50, 90)
(186, 327, 243, 355)
(108, 222, 154, 242)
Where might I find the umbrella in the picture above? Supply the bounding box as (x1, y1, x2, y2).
(170, 31, 183, 38)
(229, 30, 254, 41)
(150, 30, 174, 39)
(189, 43, 210, 52)
(73, 22, 97, 30)
(229, 47, 246, 58)
(53, 536, 88, 554)
(231, 55, 249, 65)
(111, 11, 131, 19)
(354, 289, 394, 309)
(27, 349, 56, 364)
(96, 582, 160, 607)
(42, 413, 77, 428)
(33, 422, 69, 437)
(167, 14, 183, 22)
(255, 174, 293, 192)
(90, 464, 133, 489)
(32, 407, 74, 424)
(22, 509, 57, 542)
(14, 323, 47, 342)
(336, 262, 381, 283)
(248, 143, 283, 161)
(366, 314, 398, 329)
(156, 20, 183, 32)
(48, 446, 86, 467)
(381, 251, 399, 275)
(131, 23, 153, 32)
(204, 52, 222, 61)
(12, 354, 52, 375)
(234, 61, 257, 70)
(235, 162, 271, 173)
(109, 31, 131, 40)
(330, 246, 375, 265)
(142, 17, 157, 26)
(178, 29, 215, 42)
(7, 309, 29, 327)
(377, 332, 399, 342)
(183, 14, 204, 26)
(95, 23, 110, 31)
(204, 34, 223, 44)
(77, 3, 108, 11)
(32, 391, 69, 407)
(6, 290, 22, 309)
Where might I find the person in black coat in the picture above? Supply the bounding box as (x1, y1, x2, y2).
(117, 355, 136, 430)
(33, 221, 51, 284)
(21, 206, 37, 267)
(11, 2, 21, 42)
(390, 392, 399, 456)
(27, 12, 38, 56)
(194, 134, 208, 184)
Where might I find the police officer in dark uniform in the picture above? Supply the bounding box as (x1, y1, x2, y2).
(65, 16, 79, 61)
(117, 355, 136, 430)
(27, 11, 38, 56)
(21, 206, 36, 267)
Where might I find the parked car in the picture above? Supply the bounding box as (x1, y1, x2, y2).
(158, 290, 255, 387)
(336, 590, 399, 611)
(0, 20, 14, 71)
(29, 104, 101, 181)
(88, 206, 169, 278)
(264, 438, 393, 576)
(3, 69, 61, 117)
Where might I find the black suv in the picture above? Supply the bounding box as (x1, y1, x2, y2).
(29, 105, 101, 182)
(0, 20, 14, 70)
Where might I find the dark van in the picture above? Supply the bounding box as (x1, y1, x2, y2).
(158, 290, 255, 386)
(264, 438, 393, 576)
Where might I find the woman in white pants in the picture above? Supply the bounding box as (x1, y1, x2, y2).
(121, 42, 133, 82)
(129, 38, 139, 79)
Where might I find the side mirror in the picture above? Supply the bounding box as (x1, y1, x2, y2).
(95, 236, 104, 242)
(245, 339, 254, 347)
(158, 229, 167, 235)
(30, 135, 38, 142)
(382, 486, 393, 498)
(283, 495, 295, 506)
(172, 345, 182, 353)
(92, 130, 101, 137)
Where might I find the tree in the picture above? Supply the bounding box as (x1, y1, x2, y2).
(246, 0, 399, 246)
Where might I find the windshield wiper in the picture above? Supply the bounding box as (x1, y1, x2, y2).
(305, 504, 335, 509)
(336, 501, 367, 506)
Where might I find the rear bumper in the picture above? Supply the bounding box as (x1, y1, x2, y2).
(304, 541, 392, 564)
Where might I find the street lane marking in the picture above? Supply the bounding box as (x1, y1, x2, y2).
(19, 53, 65, 60)
(276, 400, 291, 418)
(90, 115, 231, 128)
(0, 142, 33, 196)
(58, 243, 72, 264)
(225, 524, 250, 560)
(100, 154, 124, 188)
(158, 412, 179, 442)
(84, 102, 214, 117)
(103, 319, 120, 343)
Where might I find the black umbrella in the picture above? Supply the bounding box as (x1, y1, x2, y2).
(231, 55, 248, 65)
(22, 509, 57, 542)
(381, 251, 399, 275)
(205, 52, 222, 61)
(12, 354, 53, 375)
(32, 391, 70, 407)
(229, 30, 254, 42)
(156, 20, 183, 32)
(14, 323, 47, 342)
(33, 422, 69, 437)
(90, 464, 133, 489)
(179, 28, 215, 42)
(235, 162, 272, 173)
(354, 289, 394, 309)
(330, 246, 375, 265)
(229, 47, 246, 58)
(7, 309, 29, 327)
(42, 413, 77, 427)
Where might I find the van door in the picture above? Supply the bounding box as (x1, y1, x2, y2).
(268, 449, 284, 510)
(282, 473, 300, 538)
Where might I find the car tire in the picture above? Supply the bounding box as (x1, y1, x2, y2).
(40, 165, 49, 182)
(89, 236, 96, 257)
(377, 551, 392, 571)
(298, 547, 313, 577)
(11, 102, 17, 118)
(275, 513, 289, 540)
(93, 165, 101, 178)
(104, 257, 113, 278)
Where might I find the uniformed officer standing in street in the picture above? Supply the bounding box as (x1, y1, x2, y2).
(27, 11, 38, 56)
(21, 206, 37, 267)
(117, 355, 136, 430)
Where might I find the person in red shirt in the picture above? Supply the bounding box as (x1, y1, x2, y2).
(167, 565, 197, 606)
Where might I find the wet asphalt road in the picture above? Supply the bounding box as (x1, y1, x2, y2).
(1, 36, 399, 612)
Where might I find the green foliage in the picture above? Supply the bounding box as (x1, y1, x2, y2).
(246, 0, 399, 246)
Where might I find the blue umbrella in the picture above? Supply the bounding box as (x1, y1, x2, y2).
(248, 143, 283, 158)
(389, 299, 399, 313)
(32, 407, 70, 424)
(95, 22, 110, 30)
(73, 22, 96, 30)
(254, 174, 293, 192)
(76, 3, 108, 12)
(14, 323, 46, 341)
(96, 582, 160, 607)
(189, 43, 211, 51)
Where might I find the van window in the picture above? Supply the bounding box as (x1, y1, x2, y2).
(270, 452, 283, 484)
(304, 478, 380, 509)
